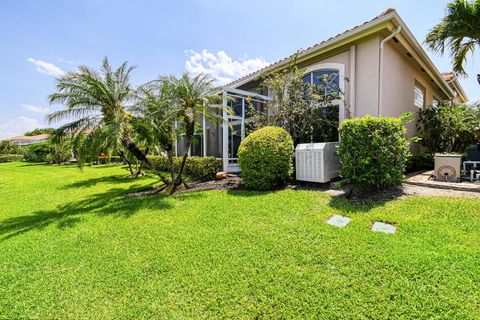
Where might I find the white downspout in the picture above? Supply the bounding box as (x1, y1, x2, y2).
(378, 26, 402, 116)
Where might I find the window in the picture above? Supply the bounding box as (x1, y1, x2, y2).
(302, 68, 341, 142)
(432, 97, 440, 108)
(302, 69, 340, 95)
(414, 81, 426, 109)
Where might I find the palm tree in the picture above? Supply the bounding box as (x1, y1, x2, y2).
(132, 82, 177, 185)
(142, 73, 226, 194)
(47, 57, 151, 169)
(425, 0, 480, 75)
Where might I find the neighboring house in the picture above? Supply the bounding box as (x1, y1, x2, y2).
(7, 134, 50, 146)
(178, 9, 468, 172)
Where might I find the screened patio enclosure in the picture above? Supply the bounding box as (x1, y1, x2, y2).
(221, 88, 271, 172)
(175, 87, 271, 173)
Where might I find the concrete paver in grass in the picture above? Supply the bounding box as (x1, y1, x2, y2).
(326, 214, 351, 228)
(371, 222, 396, 234)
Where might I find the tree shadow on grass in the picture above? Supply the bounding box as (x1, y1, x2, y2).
(0, 182, 200, 242)
(327, 185, 406, 214)
(16, 162, 53, 167)
(62, 174, 154, 189)
(225, 189, 274, 197)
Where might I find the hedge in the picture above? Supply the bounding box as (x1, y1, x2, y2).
(406, 152, 434, 173)
(23, 142, 54, 162)
(147, 156, 222, 181)
(238, 126, 294, 190)
(98, 155, 122, 164)
(0, 154, 24, 163)
(338, 116, 410, 191)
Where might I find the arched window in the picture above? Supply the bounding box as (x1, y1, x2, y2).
(302, 69, 340, 95)
(300, 63, 345, 142)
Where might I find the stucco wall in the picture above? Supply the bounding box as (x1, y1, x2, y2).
(380, 40, 446, 145)
(354, 35, 381, 117)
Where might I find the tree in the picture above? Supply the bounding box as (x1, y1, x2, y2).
(425, 0, 480, 75)
(0, 140, 21, 155)
(24, 128, 55, 136)
(247, 63, 344, 146)
(417, 102, 480, 152)
(139, 73, 225, 194)
(47, 57, 151, 170)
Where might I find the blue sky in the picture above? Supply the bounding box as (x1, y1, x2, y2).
(0, 0, 478, 139)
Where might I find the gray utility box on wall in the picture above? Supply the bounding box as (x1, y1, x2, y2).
(434, 153, 462, 182)
(295, 142, 341, 183)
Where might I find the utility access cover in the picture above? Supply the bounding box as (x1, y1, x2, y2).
(326, 214, 351, 228)
(371, 222, 396, 234)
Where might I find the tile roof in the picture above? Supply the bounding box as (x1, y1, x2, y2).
(7, 134, 50, 141)
(226, 8, 397, 87)
(441, 72, 455, 82)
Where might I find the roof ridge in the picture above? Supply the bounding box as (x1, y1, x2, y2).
(225, 8, 397, 87)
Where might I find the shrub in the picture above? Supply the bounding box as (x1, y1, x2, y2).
(246, 65, 341, 145)
(98, 155, 122, 164)
(238, 126, 294, 190)
(24, 141, 71, 164)
(24, 142, 54, 162)
(406, 152, 434, 173)
(0, 154, 24, 163)
(417, 103, 480, 153)
(338, 116, 410, 191)
(147, 156, 221, 181)
(0, 140, 23, 155)
(46, 143, 72, 164)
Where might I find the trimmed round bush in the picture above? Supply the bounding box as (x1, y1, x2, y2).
(338, 115, 410, 191)
(238, 126, 294, 190)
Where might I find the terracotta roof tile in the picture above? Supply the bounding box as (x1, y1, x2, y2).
(226, 8, 397, 87)
(441, 72, 455, 82)
(7, 134, 50, 141)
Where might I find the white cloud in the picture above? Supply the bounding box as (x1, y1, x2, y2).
(21, 104, 49, 114)
(27, 58, 65, 77)
(57, 57, 81, 65)
(185, 49, 269, 85)
(0, 116, 43, 140)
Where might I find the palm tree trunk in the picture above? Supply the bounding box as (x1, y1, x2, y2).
(170, 142, 190, 194)
(119, 150, 134, 175)
(170, 123, 194, 194)
(122, 139, 149, 164)
(121, 136, 163, 177)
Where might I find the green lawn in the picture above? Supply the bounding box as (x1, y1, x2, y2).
(0, 162, 479, 319)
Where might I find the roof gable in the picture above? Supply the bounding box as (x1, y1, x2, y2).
(226, 9, 465, 102)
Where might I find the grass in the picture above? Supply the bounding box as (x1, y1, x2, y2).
(0, 162, 479, 319)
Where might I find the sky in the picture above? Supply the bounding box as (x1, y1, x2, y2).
(0, 0, 479, 139)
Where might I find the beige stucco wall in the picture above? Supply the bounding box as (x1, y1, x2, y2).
(380, 41, 447, 150)
(354, 35, 380, 117)
(235, 32, 450, 150)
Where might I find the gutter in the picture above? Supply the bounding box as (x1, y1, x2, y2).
(378, 25, 402, 116)
(452, 78, 468, 102)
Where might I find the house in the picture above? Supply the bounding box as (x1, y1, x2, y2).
(177, 9, 468, 172)
(7, 134, 50, 146)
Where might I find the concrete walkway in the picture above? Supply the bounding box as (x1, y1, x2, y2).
(406, 170, 480, 193)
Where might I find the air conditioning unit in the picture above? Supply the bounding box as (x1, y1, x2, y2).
(434, 153, 462, 182)
(295, 142, 341, 183)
